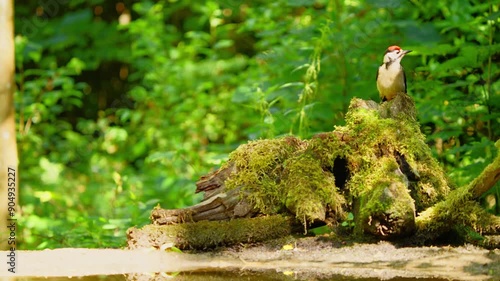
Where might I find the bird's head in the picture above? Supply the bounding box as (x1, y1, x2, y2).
(383, 45, 412, 64)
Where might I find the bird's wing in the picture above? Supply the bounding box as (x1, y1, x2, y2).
(403, 67, 407, 93)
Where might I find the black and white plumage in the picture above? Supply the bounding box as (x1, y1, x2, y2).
(376, 45, 412, 102)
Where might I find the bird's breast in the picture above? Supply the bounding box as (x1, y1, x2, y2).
(377, 64, 406, 100)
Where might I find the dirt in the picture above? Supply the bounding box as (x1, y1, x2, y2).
(3, 238, 499, 280)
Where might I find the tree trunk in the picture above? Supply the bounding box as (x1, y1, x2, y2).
(0, 0, 19, 250)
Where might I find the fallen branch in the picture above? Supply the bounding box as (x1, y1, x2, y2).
(415, 142, 500, 242)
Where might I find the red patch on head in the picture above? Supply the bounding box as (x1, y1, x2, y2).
(387, 45, 401, 52)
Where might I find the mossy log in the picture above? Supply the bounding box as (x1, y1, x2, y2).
(415, 143, 500, 243)
(128, 93, 500, 250)
(127, 215, 298, 250)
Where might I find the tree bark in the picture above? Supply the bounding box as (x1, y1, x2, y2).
(0, 0, 19, 250)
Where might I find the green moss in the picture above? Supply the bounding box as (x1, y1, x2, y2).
(219, 98, 451, 234)
(343, 99, 449, 210)
(178, 96, 455, 242)
(134, 97, 493, 249)
(412, 155, 450, 210)
(307, 131, 348, 169)
(281, 153, 346, 225)
(127, 215, 297, 250)
(413, 142, 500, 242)
(361, 181, 416, 236)
(416, 185, 500, 235)
(333, 98, 453, 237)
(223, 137, 345, 227)
(353, 157, 416, 237)
(224, 136, 304, 214)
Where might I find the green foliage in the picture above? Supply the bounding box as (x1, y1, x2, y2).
(13, 0, 499, 248)
(341, 212, 355, 229)
(408, 1, 499, 187)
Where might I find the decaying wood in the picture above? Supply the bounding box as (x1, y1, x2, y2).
(195, 163, 235, 198)
(150, 162, 259, 225)
(130, 94, 500, 250)
(150, 187, 258, 225)
(128, 215, 298, 250)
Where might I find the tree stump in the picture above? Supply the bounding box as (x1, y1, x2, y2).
(127, 94, 500, 250)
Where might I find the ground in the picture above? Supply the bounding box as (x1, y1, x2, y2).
(8, 237, 500, 280)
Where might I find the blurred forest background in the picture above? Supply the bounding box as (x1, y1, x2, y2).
(13, 0, 499, 249)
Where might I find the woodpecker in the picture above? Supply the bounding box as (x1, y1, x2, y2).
(376, 45, 412, 102)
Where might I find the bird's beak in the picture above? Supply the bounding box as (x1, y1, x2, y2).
(401, 50, 412, 56)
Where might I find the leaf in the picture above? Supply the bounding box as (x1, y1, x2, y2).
(170, 246, 183, 253)
(347, 212, 354, 221)
(213, 39, 234, 49)
(280, 82, 304, 89)
(66, 57, 86, 74)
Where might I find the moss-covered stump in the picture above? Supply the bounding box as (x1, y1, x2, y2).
(338, 94, 449, 237)
(357, 179, 416, 238)
(129, 95, 499, 250)
(127, 215, 298, 250)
